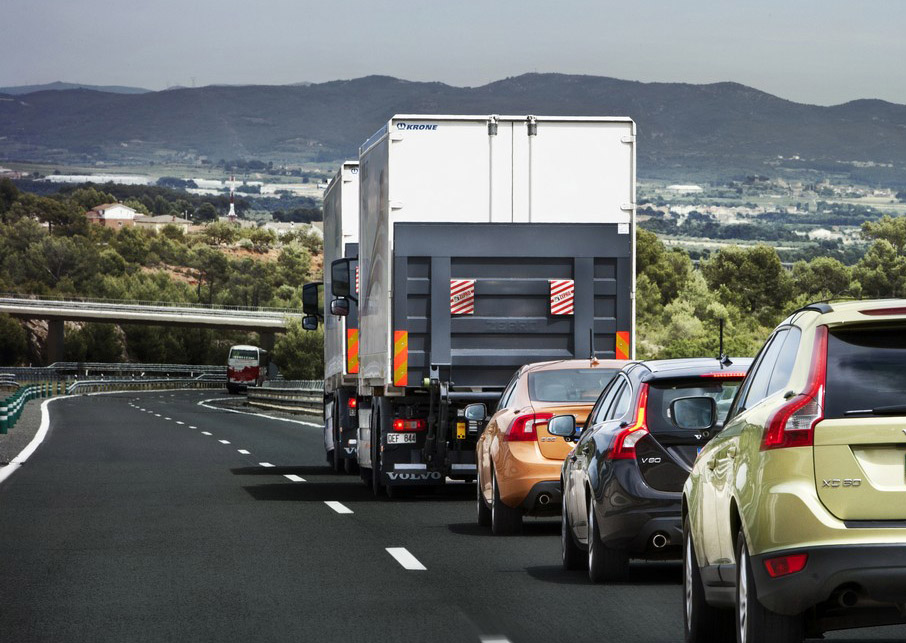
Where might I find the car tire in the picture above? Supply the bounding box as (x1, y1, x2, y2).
(491, 469, 523, 535)
(588, 497, 628, 583)
(561, 491, 585, 570)
(684, 518, 733, 642)
(476, 473, 491, 528)
(735, 531, 803, 643)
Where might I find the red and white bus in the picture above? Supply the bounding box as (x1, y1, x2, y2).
(226, 345, 268, 394)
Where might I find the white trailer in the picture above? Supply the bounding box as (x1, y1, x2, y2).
(306, 161, 361, 472)
(331, 114, 637, 495)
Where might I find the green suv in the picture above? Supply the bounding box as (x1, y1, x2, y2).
(683, 301, 906, 642)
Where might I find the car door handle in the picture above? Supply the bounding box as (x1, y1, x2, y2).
(727, 446, 738, 459)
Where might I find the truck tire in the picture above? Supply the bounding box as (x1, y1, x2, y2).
(331, 400, 343, 474)
(344, 458, 358, 475)
(588, 497, 628, 582)
(735, 532, 803, 643)
(491, 469, 522, 535)
(561, 492, 584, 570)
(371, 402, 384, 497)
(684, 518, 733, 642)
(476, 475, 491, 528)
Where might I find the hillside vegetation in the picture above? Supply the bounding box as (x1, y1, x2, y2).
(3, 74, 906, 184)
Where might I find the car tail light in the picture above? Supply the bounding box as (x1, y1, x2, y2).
(392, 419, 426, 432)
(504, 413, 553, 441)
(347, 398, 357, 409)
(762, 326, 828, 450)
(609, 384, 649, 460)
(763, 553, 808, 577)
(859, 306, 906, 316)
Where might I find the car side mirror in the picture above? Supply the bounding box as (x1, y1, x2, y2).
(669, 396, 717, 430)
(464, 403, 487, 422)
(330, 298, 350, 317)
(302, 315, 319, 331)
(548, 414, 577, 439)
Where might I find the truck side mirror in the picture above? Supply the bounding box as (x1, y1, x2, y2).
(302, 282, 322, 317)
(302, 315, 319, 331)
(669, 396, 717, 430)
(330, 298, 350, 317)
(331, 258, 357, 301)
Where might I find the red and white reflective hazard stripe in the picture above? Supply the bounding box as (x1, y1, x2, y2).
(450, 279, 475, 315)
(549, 279, 575, 315)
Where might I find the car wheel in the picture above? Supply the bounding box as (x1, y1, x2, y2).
(684, 518, 733, 642)
(588, 496, 628, 583)
(476, 473, 491, 528)
(561, 490, 585, 570)
(735, 531, 803, 643)
(491, 469, 522, 535)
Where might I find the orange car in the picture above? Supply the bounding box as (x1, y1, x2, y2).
(473, 359, 625, 535)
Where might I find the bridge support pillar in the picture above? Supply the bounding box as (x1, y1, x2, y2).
(46, 319, 65, 365)
(259, 331, 277, 378)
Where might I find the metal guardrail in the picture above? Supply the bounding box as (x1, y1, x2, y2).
(0, 292, 301, 315)
(259, 380, 324, 391)
(66, 377, 224, 395)
(1, 363, 226, 383)
(1, 383, 65, 434)
(247, 382, 323, 415)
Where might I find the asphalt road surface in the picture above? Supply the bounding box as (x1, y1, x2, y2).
(1, 391, 905, 643)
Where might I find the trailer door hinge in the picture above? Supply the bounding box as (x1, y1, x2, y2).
(390, 201, 404, 210)
(390, 132, 404, 142)
(621, 135, 636, 144)
(620, 203, 636, 211)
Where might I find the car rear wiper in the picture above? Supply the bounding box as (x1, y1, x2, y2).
(844, 404, 906, 416)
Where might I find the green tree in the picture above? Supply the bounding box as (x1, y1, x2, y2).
(0, 178, 19, 215)
(192, 246, 232, 304)
(195, 202, 219, 222)
(854, 240, 906, 298)
(0, 314, 28, 366)
(203, 221, 239, 246)
(701, 245, 793, 325)
(862, 215, 906, 253)
(791, 257, 854, 299)
(272, 320, 324, 379)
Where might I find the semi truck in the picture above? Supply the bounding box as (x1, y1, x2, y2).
(302, 161, 360, 472)
(329, 114, 637, 497)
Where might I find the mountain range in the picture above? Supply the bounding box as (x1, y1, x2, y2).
(2, 74, 906, 184)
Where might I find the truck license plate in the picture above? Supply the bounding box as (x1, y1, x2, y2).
(387, 433, 416, 444)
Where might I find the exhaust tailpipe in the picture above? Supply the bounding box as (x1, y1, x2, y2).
(651, 532, 668, 549)
(537, 492, 552, 506)
(837, 589, 859, 608)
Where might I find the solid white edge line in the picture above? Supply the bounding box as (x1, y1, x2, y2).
(480, 637, 512, 643)
(284, 474, 306, 482)
(0, 397, 63, 487)
(386, 547, 426, 571)
(197, 398, 321, 427)
(324, 501, 353, 514)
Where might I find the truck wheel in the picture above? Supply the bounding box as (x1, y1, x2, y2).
(476, 474, 491, 528)
(491, 469, 522, 535)
(684, 518, 733, 642)
(371, 404, 384, 497)
(588, 497, 628, 582)
(561, 492, 584, 570)
(344, 458, 358, 475)
(735, 532, 803, 643)
(331, 401, 343, 473)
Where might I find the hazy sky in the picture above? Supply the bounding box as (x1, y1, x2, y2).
(4, 0, 905, 105)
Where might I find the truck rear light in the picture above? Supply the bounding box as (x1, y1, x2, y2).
(504, 413, 553, 441)
(762, 326, 827, 450)
(763, 553, 808, 577)
(609, 384, 649, 460)
(347, 398, 357, 409)
(392, 419, 426, 432)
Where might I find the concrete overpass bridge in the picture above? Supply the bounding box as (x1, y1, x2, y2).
(0, 295, 303, 363)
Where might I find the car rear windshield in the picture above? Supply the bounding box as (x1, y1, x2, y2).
(646, 378, 744, 433)
(825, 327, 906, 419)
(229, 349, 258, 361)
(528, 368, 618, 402)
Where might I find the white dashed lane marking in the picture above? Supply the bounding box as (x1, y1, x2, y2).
(284, 474, 305, 482)
(219, 440, 231, 445)
(237, 449, 250, 455)
(259, 462, 275, 468)
(324, 501, 353, 514)
(164, 417, 172, 421)
(154, 414, 161, 417)
(201, 431, 212, 436)
(386, 548, 426, 571)
(175, 421, 184, 425)
(189, 426, 197, 429)
(480, 637, 512, 643)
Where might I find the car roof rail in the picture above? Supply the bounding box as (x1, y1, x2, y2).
(793, 301, 834, 315)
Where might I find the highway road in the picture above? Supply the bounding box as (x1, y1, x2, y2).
(1, 391, 904, 642)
